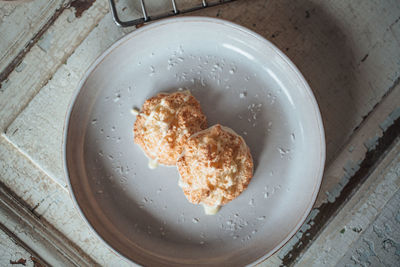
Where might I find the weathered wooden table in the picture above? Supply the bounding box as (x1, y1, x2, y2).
(1, 0, 399, 266)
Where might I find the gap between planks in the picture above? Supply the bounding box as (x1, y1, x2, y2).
(0, 0, 73, 85)
(281, 114, 400, 266)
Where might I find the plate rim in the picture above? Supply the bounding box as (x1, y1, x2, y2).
(62, 16, 326, 266)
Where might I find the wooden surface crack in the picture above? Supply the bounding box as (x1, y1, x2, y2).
(0, 1, 72, 87)
(353, 74, 400, 133)
(281, 117, 400, 266)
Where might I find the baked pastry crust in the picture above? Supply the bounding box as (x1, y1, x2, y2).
(134, 91, 207, 165)
(177, 124, 253, 207)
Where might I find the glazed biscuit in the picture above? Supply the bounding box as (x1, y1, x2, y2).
(133, 91, 207, 166)
(177, 124, 253, 210)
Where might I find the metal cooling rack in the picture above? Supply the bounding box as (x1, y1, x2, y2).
(109, 0, 236, 27)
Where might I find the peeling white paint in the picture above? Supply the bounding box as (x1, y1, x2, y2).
(380, 107, 400, 131)
(364, 134, 381, 151)
(297, 140, 400, 266)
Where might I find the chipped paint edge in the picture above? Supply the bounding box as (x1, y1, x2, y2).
(0, 177, 97, 266)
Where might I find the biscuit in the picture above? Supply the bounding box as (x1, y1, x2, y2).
(133, 91, 207, 166)
(177, 124, 253, 210)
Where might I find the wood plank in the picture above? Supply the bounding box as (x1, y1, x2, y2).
(0, 135, 132, 266)
(0, 179, 96, 266)
(0, 3, 136, 264)
(337, 188, 400, 266)
(268, 85, 400, 266)
(0, 0, 68, 75)
(4, 7, 134, 186)
(0, 228, 36, 267)
(316, 86, 400, 208)
(296, 139, 400, 266)
(0, 0, 109, 132)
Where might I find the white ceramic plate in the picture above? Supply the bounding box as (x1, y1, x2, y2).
(64, 17, 325, 266)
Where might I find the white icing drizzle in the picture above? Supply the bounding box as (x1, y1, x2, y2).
(131, 108, 140, 115)
(202, 204, 221, 215)
(148, 158, 158, 169)
(178, 178, 188, 188)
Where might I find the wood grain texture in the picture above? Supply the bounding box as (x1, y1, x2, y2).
(338, 188, 400, 266)
(0, 0, 68, 75)
(0, 135, 132, 266)
(271, 90, 400, 266)
(5, 9, 134, 186)
(296, 139, 400, 266)
(0, 178, 96, 266)
(0, 228, 34, 267)
(0, 0, 109, 132)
